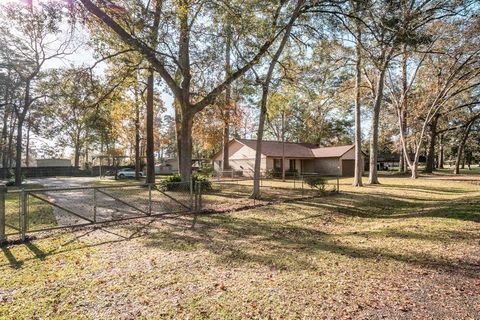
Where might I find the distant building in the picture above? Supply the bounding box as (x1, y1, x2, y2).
(155, 158, 179, 174)
(212, 139, 365, 177)
(36, 158, 72, 167)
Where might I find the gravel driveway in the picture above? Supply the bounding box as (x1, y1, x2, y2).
(26, 177, 185, 227)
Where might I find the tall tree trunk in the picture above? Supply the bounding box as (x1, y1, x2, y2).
(1, 69, 11, 169)
(222, 24, 232, 171)
(368, 66, 387, 184)
(146, 68, 156, 184)
(1, 106, 9, 169)
(14, 117, 24, 186)
(425, 114, 438, 173)
(179, 111, 194, 182)
(74, 145, 81, 167)
(353, 18, 363, 187)
(251, 0, 304, 199)
(438, 134, 444, 169)
(134, 78, 141, 180)
(398, 147, 404, 173)
(454, 120, 475, 174)
(399, 47, 408, 174)
(252, 85, 269, 198)
(15, 80, 31, 186)
(25, 118, 31, 168)
(7, 112, 16, 170)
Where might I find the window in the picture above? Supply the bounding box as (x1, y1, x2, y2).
(289, 159, 296, 171)
(273, 159, 282, 171)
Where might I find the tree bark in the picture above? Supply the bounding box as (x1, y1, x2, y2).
(134, 78, 141, 180)
(146, 69, 156, 184)
(252, 85, 269, 198)
(174, 98, 182, 167)
(14, 117, 24, 186)
(251, 0, 304, 199)
(25, 117, 31, 168)
(1, 69, 12, 169)
(222, 24, 232, 171)
(353, 17, 363, 187)
(1, 106, 10, 169)
(454, 120, 474, 174)
(425, 114, 438, 173)
(438, 134, 444, 169)
(368, 65, 387, 184)
(74, 144, 81, 167)
(400, 48, 408, 174)
(179, 111, 194, 182)
(15, 79, 31, 186)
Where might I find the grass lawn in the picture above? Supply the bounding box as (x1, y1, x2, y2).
(0, 176, 479, 319)
(4, 184, 56, 235)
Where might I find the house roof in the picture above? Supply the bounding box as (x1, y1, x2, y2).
(234, 139, 355, 159)
(311, 145, 355, 158)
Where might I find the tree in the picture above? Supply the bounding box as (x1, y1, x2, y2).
(78, 0, 302, 182)
(390, 17, 480, 178)
(0, 2, 74, 185)
(251, 0, 305, 199)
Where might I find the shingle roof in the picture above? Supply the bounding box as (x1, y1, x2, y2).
(311, 145, 355, 158)
(235, 139, 355, 159)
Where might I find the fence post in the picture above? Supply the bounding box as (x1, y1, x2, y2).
(189, 179, 194, 211)
(20, 189, 27, 242)
(336, 174, 340, 193)
(148, 184, 152, 215)
(301, 176, 304, 195)
(0, 185, 6, 244)
(196, 181, 202, 211)
(93, 188, 97, 223)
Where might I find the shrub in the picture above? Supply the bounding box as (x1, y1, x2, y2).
(198, 164, 215, 177)
(304, 176, 326, 192)
(5, 170, 25, 186)
(192, 172, 212, 191)
(265, 169, 276, 179)
(164, 173, 182, 183)
(161, 173, 211, 191)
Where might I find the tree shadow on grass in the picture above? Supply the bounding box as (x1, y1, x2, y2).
(0, 217, 164, 269)
(140, 213, 479, 279)
(292, 191, 480, 223)
(375, 183, 472, 194)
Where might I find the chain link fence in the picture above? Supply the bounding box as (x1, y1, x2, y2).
(195, 174, 339, 212)
(0, 174, 339, 244)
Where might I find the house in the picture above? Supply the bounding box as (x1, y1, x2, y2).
(155, 158, 179, 175)
(212, 139, 364, 177)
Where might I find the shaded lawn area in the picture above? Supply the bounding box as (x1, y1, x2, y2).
(0, 177, 479, 319)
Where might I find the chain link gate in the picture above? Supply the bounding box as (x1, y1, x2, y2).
(0, 181, 197, 243)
